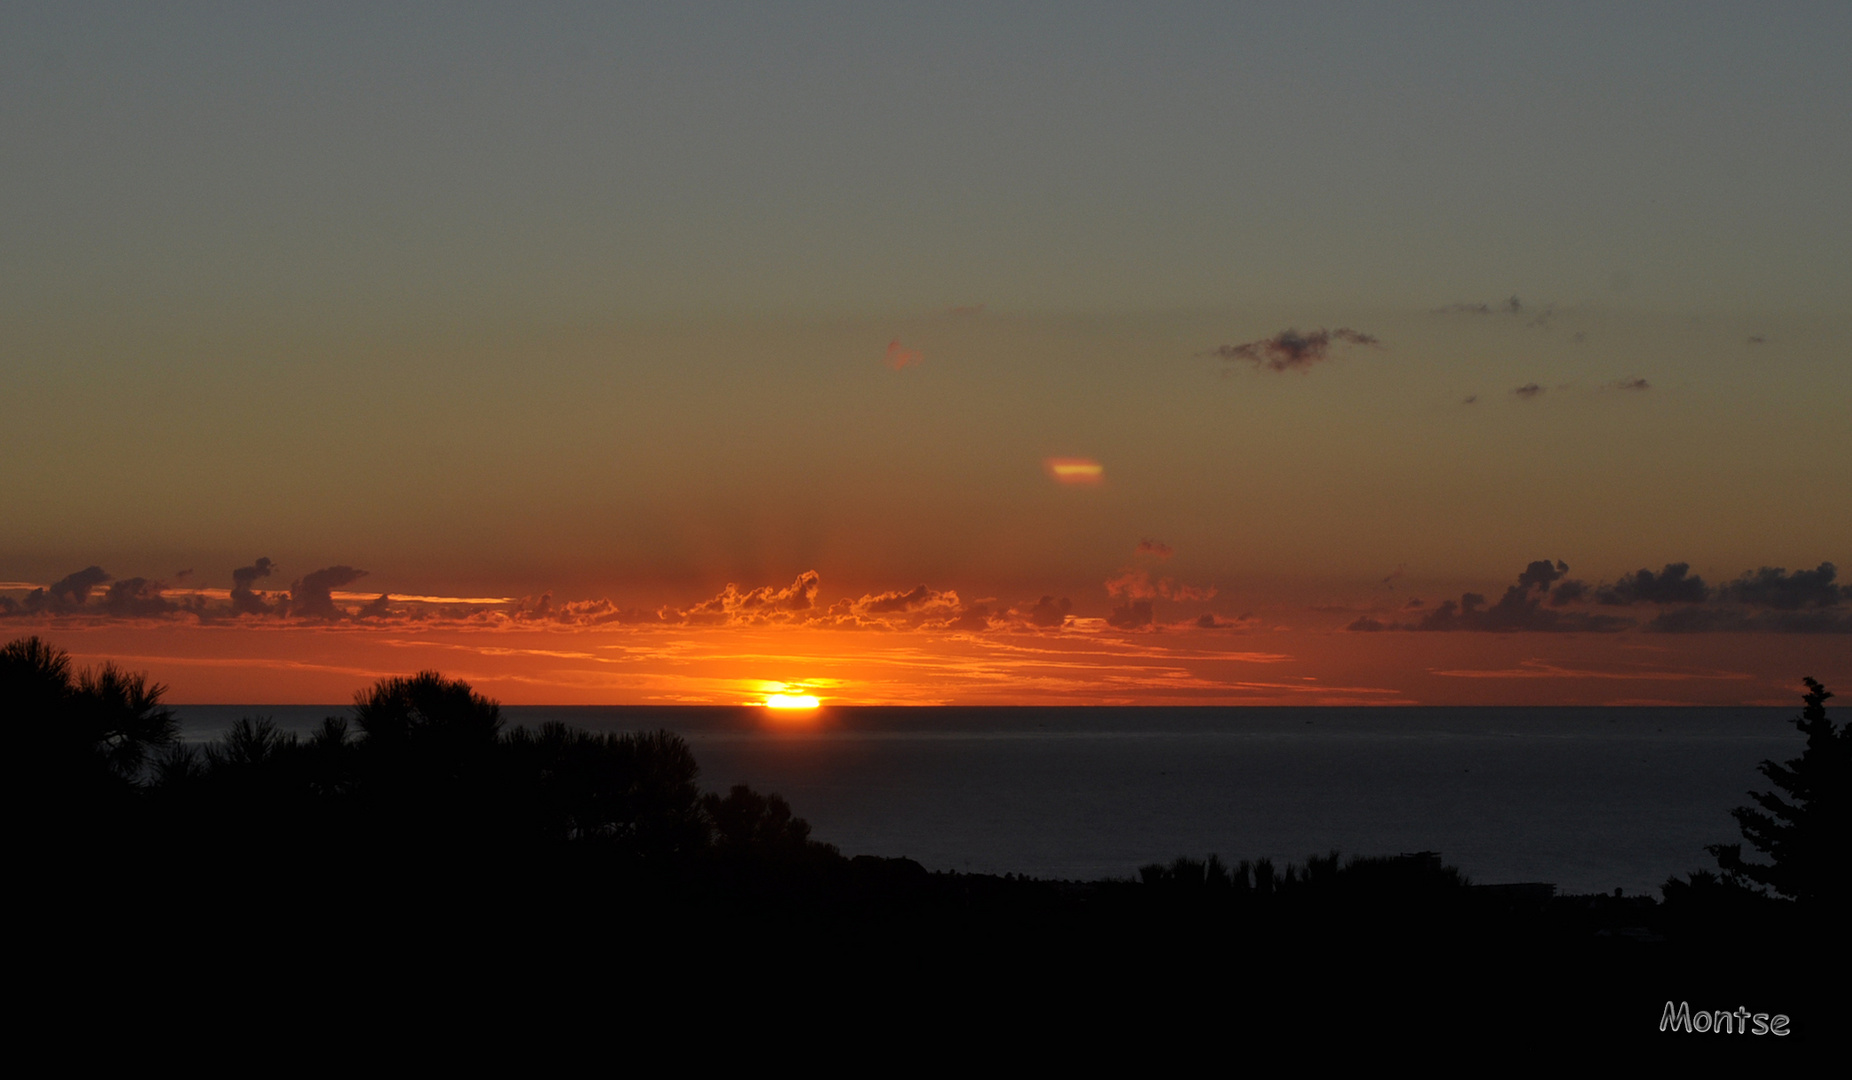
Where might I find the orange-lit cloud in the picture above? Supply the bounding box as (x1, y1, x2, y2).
(1045, 457, 1103, 484)
(7, 551, 1848, 710)
(680, 571, 822, 625)
(884, 339, 923, 370)
(1104, 568, 1217, 605)
(14, 586, 1846, 708)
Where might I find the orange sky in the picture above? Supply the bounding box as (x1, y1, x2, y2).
(11, 580, 1847, 708)
(5, 10, 1848, 706)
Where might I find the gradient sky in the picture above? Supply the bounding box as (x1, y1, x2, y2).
(5, 3, 1848, 705)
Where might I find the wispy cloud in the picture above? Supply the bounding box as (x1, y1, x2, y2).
(1137, 539, 1174, 560)
(1205, 328, 1379, 372)
(1432, 659, 1753, 682)
(1433, 295, 1524, 316)
(884, 339, 923, 370)
(1045, 458, 1104, 485)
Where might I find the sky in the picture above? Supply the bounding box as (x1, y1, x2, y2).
(4, 3, 1849, 706)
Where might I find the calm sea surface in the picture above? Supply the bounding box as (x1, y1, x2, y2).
(171, 705, 1800, 896)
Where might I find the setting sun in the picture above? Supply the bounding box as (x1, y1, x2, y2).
(765, 693, 821, 709)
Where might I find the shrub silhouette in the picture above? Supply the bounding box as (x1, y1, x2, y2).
(1708, 677, 1848, 906)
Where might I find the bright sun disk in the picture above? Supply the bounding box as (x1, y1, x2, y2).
(765, 694, 820, 709)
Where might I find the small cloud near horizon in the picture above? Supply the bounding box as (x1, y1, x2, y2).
(1205, 328, 1380, 373)
(1046, 458, 1103, 485)
(884, 339, 923, 371)
(1433, 295, 1523, 316)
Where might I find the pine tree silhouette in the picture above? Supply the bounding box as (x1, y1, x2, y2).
(1709, 678, 1848, 905)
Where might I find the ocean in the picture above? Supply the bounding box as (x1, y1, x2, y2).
(170, 704, 1800, 896)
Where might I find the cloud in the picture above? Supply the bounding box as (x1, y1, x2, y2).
(860, 584, 942, 614)
(1610, 377, 1650, 391)
(520, 595, 665, 626)
(356, 594, 395, 619)
(1046, 458, 1104, 485)
(1205, 328, 1380, 372)
(1430, 659, 1753, 682)
(1106, 568, 1217, 603)
(839, 584, 967, 629)
(50, 566, 110, 604)
(1645, 607, 1852, 635)
(1105, 568, 1157, 600)
(289, 566, 369, 620)
(1352, 560, 1628, 633)
(1512, 383, 1544, 399)
(1718, 563, 1843, 610)
(1596, 563, 1710, 606)
(683, 571, 823, 625)
(1631, 562, 1850, 632)
(885, 339, 923, 371)
(33, 566, 111, 612)
(4, 566, 112, 615)
(100, 577, 178, 617)
(949, 603, 992, 632)
(1195, 612, 1260, 631)
(1137, 539, 1174, 560)
(1433, 296, 1523, 316)
(1350, 557, 1849, 635)
(1029, 596, 1072, 628)
(1107, 600, 1154, 630)
(231, 557, 277, 615)
(1548, 580, 1588, 606)
(1516, 559, 1569, 591)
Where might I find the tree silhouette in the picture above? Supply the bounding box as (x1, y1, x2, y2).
(3, 635, 176, 806)
(704, 784, 815, 854)
(1709, 677, 1848, 905)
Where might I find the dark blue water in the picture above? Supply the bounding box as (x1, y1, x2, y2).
(171, 705, 1799, 896)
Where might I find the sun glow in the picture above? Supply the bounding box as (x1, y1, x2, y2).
(765, 693, 821, 709)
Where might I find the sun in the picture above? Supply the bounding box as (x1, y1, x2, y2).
(764, 693, 821, 709)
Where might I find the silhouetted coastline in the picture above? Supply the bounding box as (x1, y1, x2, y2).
(7, 636, 1833, 1048)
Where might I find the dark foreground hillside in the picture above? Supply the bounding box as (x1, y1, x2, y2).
(7, 637, 1832, 1053)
